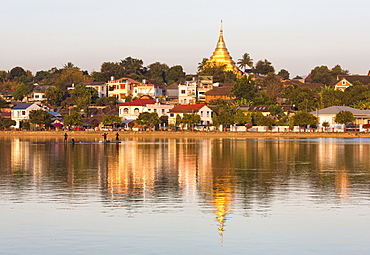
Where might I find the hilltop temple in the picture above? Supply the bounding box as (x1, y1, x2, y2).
(207, 21, 242, 76)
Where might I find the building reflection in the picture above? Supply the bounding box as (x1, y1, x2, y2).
(3, 137, 370, 231)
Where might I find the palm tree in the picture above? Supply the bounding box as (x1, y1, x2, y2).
(237, 53, 253, 72)
(197, 58, 209, 72)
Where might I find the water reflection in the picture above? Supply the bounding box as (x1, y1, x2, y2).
(2, 137, 370, 241)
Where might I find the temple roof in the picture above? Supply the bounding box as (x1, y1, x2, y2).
(208, 21, 240, 75)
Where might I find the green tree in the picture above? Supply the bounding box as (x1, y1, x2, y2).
(165, 65, 186, 85)
(102, 114, 122, 125)
(268, 104, 283, 116)
(263, 73, 283, 101)
(96, 96, 117, 106)
(310, 65, 348, 86)
(253, 59, 275, 75)
(283, 87, 317, 112)
(9, 66, 27, 80)
(29, 110, 52, 127)
(13, 83, 30, 101)
(0, 97, 8, 108)
(182, 113, 201, 131)
(255, 114, 275, 130)
(146, 62, 169, 85)
(55, 66, 90, 91)
(277, 69, 290, 80)
(198, 62, 235, 83)
(135, 112, 161, 130)
(64, 111, 84, 126)
(120, 56, 144, 75)
(234, 109, 251, 125)
(237, 53, 253, 72)
(0, 116, 15, 128)
(231, 76, 257, 101)
(197, 58, 209, 72)
(291, 111, 318, 129)
(212, 111, 234, 129)
(45, 87, 64, 107)
(319, 86, 344, 108)
(100, 62, 125, 81)
(334, 110, 355, 125)
(72, 84, 98, 111)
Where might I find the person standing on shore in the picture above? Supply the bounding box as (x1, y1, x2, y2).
(103, 133, 108, 142)
(64, 133, 68, 143)
(115, 132, 119, 141)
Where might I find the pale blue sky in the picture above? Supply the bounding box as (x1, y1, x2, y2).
(1, 0, 370, 77)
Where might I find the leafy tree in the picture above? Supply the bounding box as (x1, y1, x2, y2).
(234, 109, 251, 125)
(212, 111, 234, 129)
(45, 87, 64, 107)
(253, 91, 275, 105)
(165, 65, 186, 85)
(55, 66, 90, 91)
(0, 97, 8, 108)
(319, 86, 344, 108)
(255, 114, 275, 130)
(310, 65, 348, 86)
(64, 111, 83, 126)
(102, 114, 122, 125)
(29, 110, 52, 127)
(342, 85, 370, 107)
(96, 96, 117, 106)
(291, 111, 318, 129)
(231, 76, 257, 101)
(237, 53, 253, 72)
(9, 66, 27, 80)
(277, 69, 290, 80)
(293, 75, 303, 79)
(135, 112, 161, 130)
(182, 113, 201, 131)
(0, 116, 15, 128)
(283, 87, 317, 112)
(72, 84, 98, 111)
(146, 62, 169, 85)
(268, 104, 283, 116)
(263, 73, 283, 101)
(13, 83, 30, 101)
(253, 59, 275, 75)
(100, 62, 125, 81)
(120, 56, 144, 75)
(0, 70, 9, 83)
(334, 110, 355, 125)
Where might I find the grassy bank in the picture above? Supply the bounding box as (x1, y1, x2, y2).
(0, 130, 369, 139)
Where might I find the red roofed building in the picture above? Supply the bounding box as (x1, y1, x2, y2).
(168, 104, 213, 126)
(118, 98, 174, 120)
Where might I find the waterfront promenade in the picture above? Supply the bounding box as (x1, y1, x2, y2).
(0, 130, 369, 139)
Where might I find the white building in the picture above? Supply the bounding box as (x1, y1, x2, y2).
(178, 80, 197, 104)
(83, 82, 107, 98)
(11, 103, 42, 128)
(168, 104, 213, 126)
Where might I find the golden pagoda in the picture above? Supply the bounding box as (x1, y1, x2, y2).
(207, 21, 241, 76)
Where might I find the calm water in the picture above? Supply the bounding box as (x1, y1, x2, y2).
(1, 136, 370, 254)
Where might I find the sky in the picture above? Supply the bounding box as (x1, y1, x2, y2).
(1, 0, 370, 78)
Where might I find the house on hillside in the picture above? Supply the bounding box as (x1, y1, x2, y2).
(333, 75, 370, 91)
(0, 90, 14, 102)
(178, 80, 197, 104)
(30, 85, 55, 102)
(166, 83, 179, 101)
(310, 106, 370, 126)
(203, 85, 235, 103)
(131, 79, 163, 98)
(106, 77, 141, 101)
(168, 104, 213, 126)
(11, 103, 43, 128)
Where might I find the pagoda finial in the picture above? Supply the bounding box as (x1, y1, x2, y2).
(220, 20, 223, 35)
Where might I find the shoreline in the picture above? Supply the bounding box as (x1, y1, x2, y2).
(0, 130, 369, 139)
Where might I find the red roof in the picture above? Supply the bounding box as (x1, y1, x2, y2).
(117, 98, 156, 107)
(114, 77, 141, 84)
(169, 104, 206, 113)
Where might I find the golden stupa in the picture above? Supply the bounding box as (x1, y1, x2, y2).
(208, 21, 241, 76)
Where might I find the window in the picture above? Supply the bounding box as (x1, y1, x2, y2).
(134, 108, 140, 115)
(200, 111, 203, 116)
(35, 95, 39, 99)
(181, 90, 186, 94)
(170, 114, 174, 117)
(21, 111, 26, 115)
(154, 109, 157, 113)
(124, 108, 129, 114)
(207, 111, 209, 117)
(342, 80, 346, 85)
(162, 109, 165, 114)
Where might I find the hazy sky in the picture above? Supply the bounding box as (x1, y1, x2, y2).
(2, 0, 370, 77)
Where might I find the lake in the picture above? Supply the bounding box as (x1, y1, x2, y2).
(1, 136, 370, 254)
